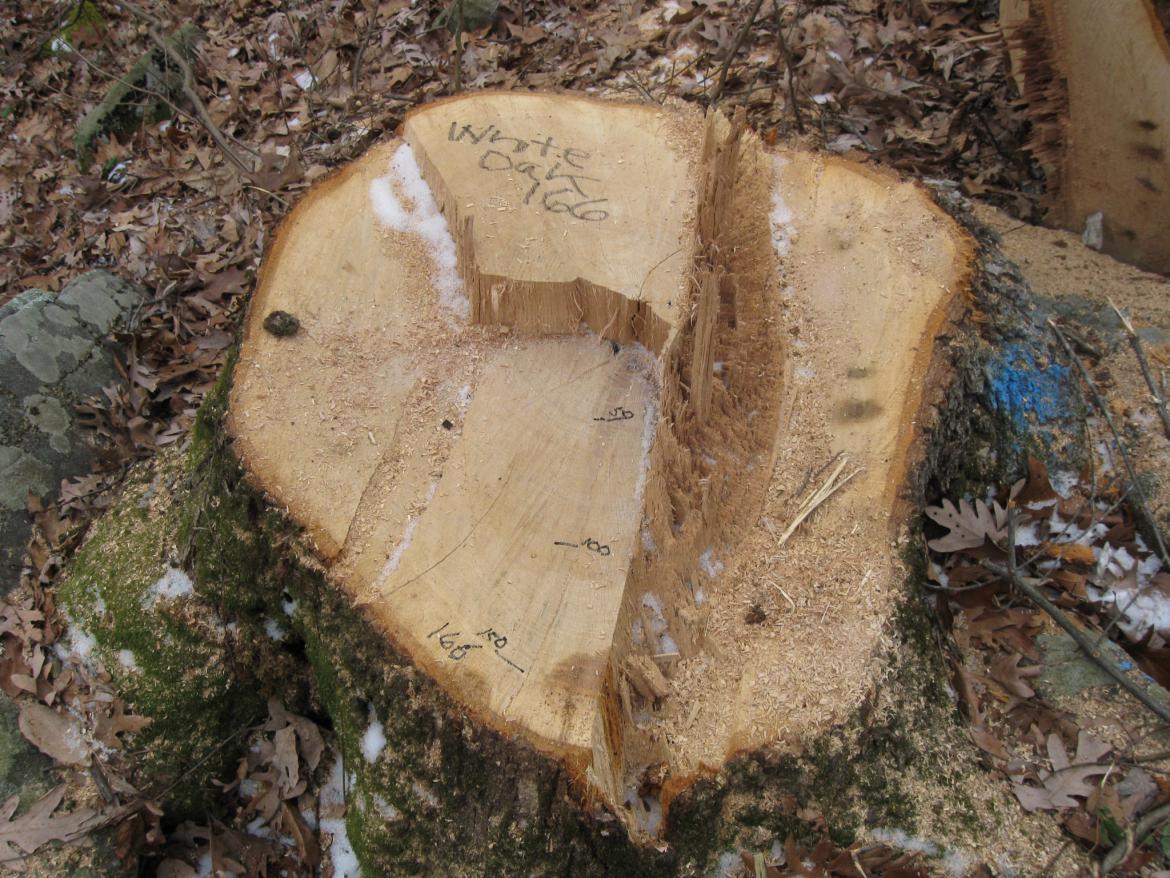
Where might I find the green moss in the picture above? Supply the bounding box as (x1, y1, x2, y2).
(55, 451, 266, 817)
(41, 1, 104, 57)
(54, 367, 307, 817)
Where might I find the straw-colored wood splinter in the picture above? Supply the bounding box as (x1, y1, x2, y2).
(228, 91, 970, 840)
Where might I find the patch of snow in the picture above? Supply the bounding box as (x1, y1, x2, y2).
(323, 818, 360, 877)
(371, 794, 401, 821)
(263, 617, 286, 641)
(794, 365, 816, 380)
(142, 566, 193, 611)
(65, 628, 97, 663)
(369, 144, 469, 320)
(1096, 543, 1136, 580)
(117, 650, 138, 671)
(694, 587, 706, 606)
(699, 548, 724, 578)
(618, 343, 660, 513)
(714, 851, 742, 877)
(769, 156, 795, 258)
(811, 92, 834, 104)
(870, 828, 939, 857)
(379, 516, 419, 582)
(640, 523, 657, 555)
(1012, 522, 1041, 547)
(1094, 437, 1116, 473)
(1091, 581, 1170, 641)
(194, 852, 221, 878)
(457, 383, 473, 408)
(361, 709, 386, 763)
(659, 633, 679, 654)
(282, 596, 298, 617)
(641, 593, 667, 635)
(631, 619, 645, 646)
(942, 848, 978, 877)
(320, 756, 361, 877)
(293, 69, 316, 90)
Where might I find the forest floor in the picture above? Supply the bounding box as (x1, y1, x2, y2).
(4, 0, 1170, 876)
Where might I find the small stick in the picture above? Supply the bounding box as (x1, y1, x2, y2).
(1100, 800, 1170, 875)
(1110, 298, 1170, 442)
(711, 0, 766, 105)
(984, 511, 1170, 726)
(451, 0, 465, 94)
(776, 455, 861, 546)
(1051, 317, 1170, 644)
(772, 0, 805, 133)
(1049, 319, 1170, 568)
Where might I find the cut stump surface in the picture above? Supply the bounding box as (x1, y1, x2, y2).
(229, 91, 971, 838)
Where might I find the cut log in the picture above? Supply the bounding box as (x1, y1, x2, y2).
(228, 92, 969, 841)
(1001, 0, 1170, 273)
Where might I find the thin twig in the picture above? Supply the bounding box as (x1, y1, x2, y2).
(772, 0, 804, 133)
(1100, 800, 1170, 875)
(451, 0, 465, 94)
(1051, 317, 1170, 646)
(984, 511, 1170, 726)
(776, 454, 862, 546)
(711, 0, 766, 105)
(351, 22, 373, 93)
(1110, 298, 1170, 443)
(1049, 319, 1170, 568)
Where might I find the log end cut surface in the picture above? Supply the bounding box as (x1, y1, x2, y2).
(230, 91, 971, 838)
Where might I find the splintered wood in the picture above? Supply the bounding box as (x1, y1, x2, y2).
(229, 91, 970, 840)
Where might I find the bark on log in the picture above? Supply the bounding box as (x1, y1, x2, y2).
(1000, 0, 1170, 273)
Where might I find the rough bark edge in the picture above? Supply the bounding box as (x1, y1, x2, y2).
(174, 181, 1083, 874)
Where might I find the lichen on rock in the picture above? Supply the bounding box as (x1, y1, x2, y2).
(0, 270, 145, 582)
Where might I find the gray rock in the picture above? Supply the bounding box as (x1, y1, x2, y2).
(0, 271, 144, 585)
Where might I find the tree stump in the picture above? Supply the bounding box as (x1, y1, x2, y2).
(227, 92, 973, 845)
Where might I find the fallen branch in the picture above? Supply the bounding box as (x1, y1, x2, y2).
(109, 0, 253, 174)
(1109, 297, 1170, 443)
(983, 510, 1170, 727)
(1100, 800, 1170, 876)
(711, 0, 766, 105)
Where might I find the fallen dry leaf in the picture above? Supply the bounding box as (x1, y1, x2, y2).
(17, 703, 90, 766)
(1013, 732, 1112, 812)
(0, 785, 102, 865)
(925, 497, 1011, 552)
